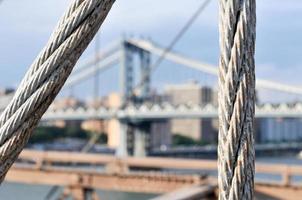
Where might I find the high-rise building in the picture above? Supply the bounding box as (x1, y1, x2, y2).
(164, 81, 217, 143)
(164, 81, 212, 106)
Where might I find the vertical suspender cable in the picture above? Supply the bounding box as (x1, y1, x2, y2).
(218, 0, 256, 199)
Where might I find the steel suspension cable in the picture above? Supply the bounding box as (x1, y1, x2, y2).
(218, 0, 256, 199)
(0, 0, 115, 181)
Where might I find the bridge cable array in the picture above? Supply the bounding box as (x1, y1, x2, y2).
(218, 0, 256, 199)
(0, 0, 115, 181)
(0, 0, 258, 199)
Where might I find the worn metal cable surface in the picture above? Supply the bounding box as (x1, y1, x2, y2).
(218, 0, 256, 199)
(0, 0, 115, 180)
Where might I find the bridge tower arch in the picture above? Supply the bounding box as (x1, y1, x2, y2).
(119, 39, 151, 104)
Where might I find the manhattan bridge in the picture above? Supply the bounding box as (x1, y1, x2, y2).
(1, 38, 300, 157)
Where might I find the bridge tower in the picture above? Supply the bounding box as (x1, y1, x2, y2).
(138, 48, 151, 101)
(116, 39, 152, 157)
(120, 40, 134, 104)
(119, 39, 151, 104)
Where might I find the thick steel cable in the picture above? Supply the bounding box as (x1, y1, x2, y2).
(3, 0, 105, 126)
(0, 0, 115, 180)
(218, 0, 256, 199)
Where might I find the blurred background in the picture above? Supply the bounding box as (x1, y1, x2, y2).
(0, 0, 301, 199)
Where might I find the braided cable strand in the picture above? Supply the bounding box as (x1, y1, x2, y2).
(0, 0, 112, 144)
(17, 0, 84, 90)
(1, 0, 106, 127)
(218, 0, 256, 199)
(0, 0, 115, 180)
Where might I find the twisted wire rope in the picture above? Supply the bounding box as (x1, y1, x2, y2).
(0, 0, 115, 180)
(218, 0, 256, 199)
(4, 0, 104, 126)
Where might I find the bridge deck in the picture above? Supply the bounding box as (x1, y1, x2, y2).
(150, 185, 216, 200)
(6, 166, 207, 194)
(6, 149, 302, 199)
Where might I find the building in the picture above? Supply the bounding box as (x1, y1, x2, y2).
(44, 97, 85, 128)
(0, 88, 15, 112)
(81, 119, 107, 134)
(259, 118, 302, 143)
(164, 81, 213, 106)
(164, 81, 217, 143)
(0, 87, 15, 96)
(150, 120, 171, 150)
(50, 97, 84, 110)
(81, 97, 111, 134)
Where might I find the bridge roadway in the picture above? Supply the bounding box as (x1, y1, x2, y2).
(5, 150, 302, 199)
(41, 102, 302, 121)
(150, 142, 302, 158)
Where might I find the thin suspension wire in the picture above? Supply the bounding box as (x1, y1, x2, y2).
(94, 31, 101, 108)
(132, 0, 212, 96)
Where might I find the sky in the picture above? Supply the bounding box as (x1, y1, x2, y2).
(0, 0, 301, 102)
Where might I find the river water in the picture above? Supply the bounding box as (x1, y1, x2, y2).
(1, 155, 301, 200)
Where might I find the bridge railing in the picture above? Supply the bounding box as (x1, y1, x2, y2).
(17, 149, 302, 187)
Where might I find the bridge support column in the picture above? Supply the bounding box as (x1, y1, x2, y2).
(133, 122, 150, 157)
(134, 127, 147, 157)
(116, 120, 128, 157)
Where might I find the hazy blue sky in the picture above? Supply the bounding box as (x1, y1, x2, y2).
(0, 0, 301, 102)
